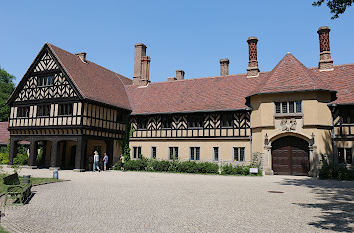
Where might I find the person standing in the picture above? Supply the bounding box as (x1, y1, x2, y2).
(120, 154, 125, 172)
(103, 152, 109, 171)
(93, 151, 101, 172)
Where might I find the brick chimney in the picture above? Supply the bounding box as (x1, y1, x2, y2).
(140, 56, 151, 86)
(176, 70, 185, 80)
(246, 37, 260, 77)
(133, 43, 150, 85)
(75, 52, 87, 63)
(220, 58, 229, 76)
(317, 26, 333, 71)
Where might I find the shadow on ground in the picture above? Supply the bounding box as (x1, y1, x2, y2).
(280, 178, 354, 232)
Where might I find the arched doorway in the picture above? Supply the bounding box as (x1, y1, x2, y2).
(271, 136, 309, 175)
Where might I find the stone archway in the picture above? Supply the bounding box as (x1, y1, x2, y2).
(271, 136, 310, 175)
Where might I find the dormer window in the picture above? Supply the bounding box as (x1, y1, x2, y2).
(38, 76, 54, 87)
(275, 101, 302, 114)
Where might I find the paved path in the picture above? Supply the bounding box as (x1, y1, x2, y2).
(1, 168, 353, 233)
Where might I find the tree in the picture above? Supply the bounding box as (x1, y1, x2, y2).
(0, 66, 15, 121)
(313, 0, 353, 19)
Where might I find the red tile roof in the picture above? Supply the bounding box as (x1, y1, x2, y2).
(125, 73, 264, 115)
(125, 54, 353, 115)
(248, 53, 333, 97)
(48, 43, 132, 110)
(312, 64, 354, 105)
(10, 43, 354, 115)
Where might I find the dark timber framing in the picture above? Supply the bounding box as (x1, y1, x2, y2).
(6, 43, 128, 171)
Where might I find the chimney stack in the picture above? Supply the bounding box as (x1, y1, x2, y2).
(317, 26, 333, 71)
(246, 37, 260, 77)
(140, 56, 151, 86)
(176, 70, 185, 80)
(220, 58, 229, 76)
(133, 43, 150, 85)
(75, 52, 87, 63)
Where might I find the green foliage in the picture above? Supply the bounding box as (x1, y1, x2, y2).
(319, 154, 354, 180)
(13, 153, 28, 165)
(313, 0, 353, 19)
(0, 153, 9, 164)
(0, 66, 15, 121)
(36, 147, 43, 164)
(221, 164, 262, 176)
(119, 157, 219, 174)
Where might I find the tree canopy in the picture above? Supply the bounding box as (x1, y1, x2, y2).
(0, 66, 15, 122)
(313, 0, 353, 19)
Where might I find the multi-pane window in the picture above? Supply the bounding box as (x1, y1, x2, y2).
(169, 147, 178, 160)
(213, 147, 219, 161)
(233, 147, 245, 162)
(58, 103, 73, 116)
(161, 116, 172, 128)
(221, 113, 234, 128)
(38, 76, 54, 87)
(37, 104, 51, 117)
(275, 101, 302, 114)
(338, 148, 352, 164)
(17, 106, 30, 118)
(188, 114, 204, 128)
(133, 146, 142, 159)
(190, 147, 200, 161)
(151, 147, 157, 159)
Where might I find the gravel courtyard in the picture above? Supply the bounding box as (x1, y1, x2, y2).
(1, 168, 353, 233)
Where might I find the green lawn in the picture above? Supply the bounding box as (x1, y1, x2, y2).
(0, 173, 62, 195)
(0, 225, 9, 233)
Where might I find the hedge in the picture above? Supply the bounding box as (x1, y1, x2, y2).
(114, 157, 261, 176)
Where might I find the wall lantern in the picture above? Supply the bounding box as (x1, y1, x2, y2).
(264, 133, 269, 146)
(310, 133, 315, 146)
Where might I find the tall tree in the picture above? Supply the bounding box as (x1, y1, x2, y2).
(313, 0, 353, 19)
(0, 66, 15, 122)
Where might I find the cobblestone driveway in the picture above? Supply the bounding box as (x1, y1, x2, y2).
(1, 168, 353, 233)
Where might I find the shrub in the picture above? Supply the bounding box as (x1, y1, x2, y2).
(0, 153, 9, 165)
(197, 162, 219, 174)
(221, 164, 260, 176)
(13, 153, 28, 165)
(319, 154, 354, 181)
(124, 157, 148, 171)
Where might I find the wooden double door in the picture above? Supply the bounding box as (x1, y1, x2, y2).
(272, 136, 309, 175)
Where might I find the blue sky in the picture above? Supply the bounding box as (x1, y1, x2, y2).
(1, 0, 353, 84)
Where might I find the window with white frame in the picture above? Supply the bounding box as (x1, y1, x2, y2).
(169, 147, 178, 160)
(213, 147, 219, 161)
(190, 147, 200, 161)
(338, 148, 352, 165)
(233, 147, 245, 162)
(151, 147, 157, 159)
(133, 146, 142, 159)
(275, 101, 302, 114)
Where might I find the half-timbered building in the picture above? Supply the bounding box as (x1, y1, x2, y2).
(6, 26, 354, 175)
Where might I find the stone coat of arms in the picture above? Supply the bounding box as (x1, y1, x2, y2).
(280, 118, 297, 131)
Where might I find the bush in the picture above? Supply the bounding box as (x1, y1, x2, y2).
(319, 154, 354, 181)
(124, 157, 147, 171)
(221, 164, 260, 176)
(13, 153, 28, 165)
(0, 153, 9, 165)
